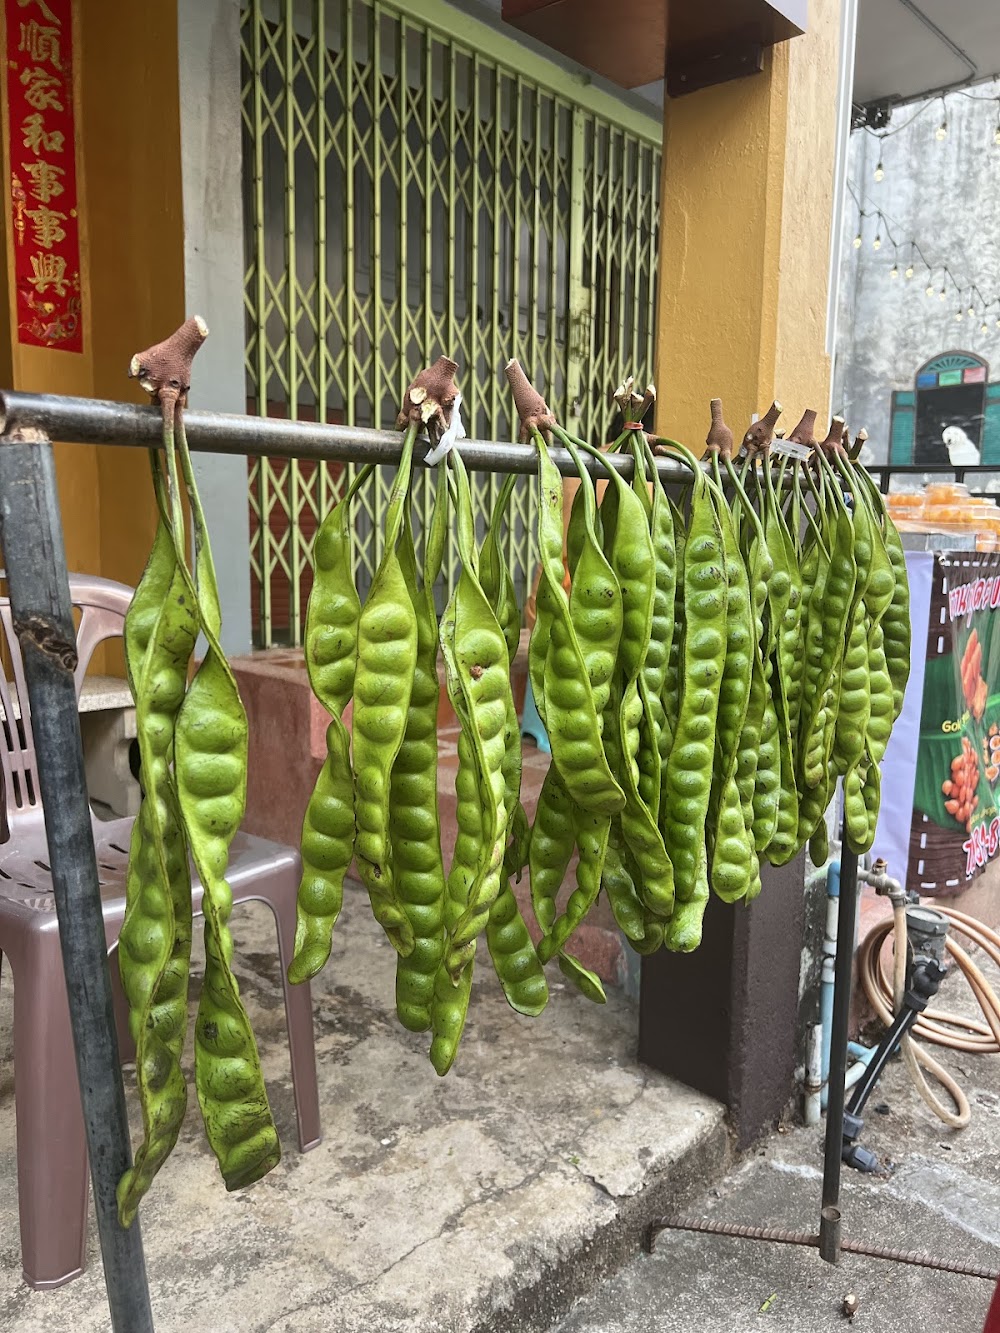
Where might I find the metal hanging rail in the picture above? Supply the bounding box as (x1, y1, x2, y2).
(0, 389, 859, 1330)
(0, 390, 696, 480)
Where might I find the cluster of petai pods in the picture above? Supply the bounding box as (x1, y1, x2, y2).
(119, 326, 911, 1210)
(288, 357, 911, 1073)
(118, 319, 279, 1224)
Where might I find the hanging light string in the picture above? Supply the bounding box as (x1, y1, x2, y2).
(861, 87, 1000, 177)
(846, 181, 1000, 327)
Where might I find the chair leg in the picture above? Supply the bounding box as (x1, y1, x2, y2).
(263, 878, 322, 1152)
(107, 944, 136, 1064)
(9, 936, 90, 1288)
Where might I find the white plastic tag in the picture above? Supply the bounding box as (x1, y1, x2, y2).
(770, 438, 812, 461)
(424, 391, 466, 466)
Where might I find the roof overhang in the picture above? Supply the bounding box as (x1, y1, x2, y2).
(854, 0, 999, 121)
(500, 0, 807, 95)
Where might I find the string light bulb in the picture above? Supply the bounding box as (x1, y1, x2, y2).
(939, 286, 947, 301)
(874, 159, 885, 181)
(982, 321, 989, 333)
(956, 307, 964, 321)
(905, 263, 915, 279)
(873, 233, 882, 251)
(853, 231, 863, 249)
(890, 263, 899, 279)
(926, 281, 935, 296)
(936, 118, 948, 141)
(995, 118, 1000, 146)
(969, 304, 976, 317)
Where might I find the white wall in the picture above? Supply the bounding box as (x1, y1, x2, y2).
(833, 80, 1000, 465)
(177, 0, 253, 654)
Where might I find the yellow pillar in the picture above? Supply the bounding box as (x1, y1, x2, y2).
(0, 0, 183, 600)
(655, 0, 844, 452)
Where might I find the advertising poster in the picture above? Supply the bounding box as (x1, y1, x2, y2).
(904, 551, 1000, 896)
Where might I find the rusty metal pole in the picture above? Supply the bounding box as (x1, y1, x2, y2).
(0, 430, 154, 1331)
(820, 830, 859, 1263)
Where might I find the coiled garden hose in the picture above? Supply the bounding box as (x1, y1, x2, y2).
(858, 902, 1000, 1129)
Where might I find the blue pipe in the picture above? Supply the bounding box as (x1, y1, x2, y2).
(520, 675, 550, 753)
(819, 859, 872, 1110)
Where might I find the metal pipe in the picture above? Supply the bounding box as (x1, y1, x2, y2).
(0, 432, 154, 1331)
(820, 833, 860, 1265)
(0, 389, 699, 482)
(648, 1215, 1000, 1282)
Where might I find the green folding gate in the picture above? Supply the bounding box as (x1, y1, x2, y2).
(241, 0, 662, 646)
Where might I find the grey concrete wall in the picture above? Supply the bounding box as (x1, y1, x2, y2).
(833, 80, 1000, 464)
(177, 0, 252, 655)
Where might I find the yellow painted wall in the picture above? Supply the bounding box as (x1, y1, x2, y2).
(0, 1, 183, 640)
(655, 0, 843, 453)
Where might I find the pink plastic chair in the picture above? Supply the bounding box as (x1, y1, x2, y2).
(0, 573, 321, 1289)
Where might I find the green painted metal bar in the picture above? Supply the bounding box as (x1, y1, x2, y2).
(528, 86, 541, 395)
(251, 0, 273, 645)
(345, 0, 357, 430)
(373, 7, 384, 427)
(513, 76, 524, 376)
(284, 0, 302, 636)
(240, 0, 661, 647)
(380, 0, 662, 142)
(566, 105, 587, 441)
(490, 70, 504, 442)
(647, 143, 660, 408)
(546, 99, 559, 423)
(398, 15, 409, 411)
(446, 42, 457, 371)
(316, 0, 330, 519)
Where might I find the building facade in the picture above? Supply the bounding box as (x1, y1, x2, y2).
(833, 80, 1000, 471)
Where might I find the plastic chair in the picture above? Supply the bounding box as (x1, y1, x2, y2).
(0, 573, 321, 1290)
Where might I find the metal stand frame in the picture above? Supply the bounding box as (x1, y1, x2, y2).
(0, 389, 864, 1323)
(819, 832, 858, 1263)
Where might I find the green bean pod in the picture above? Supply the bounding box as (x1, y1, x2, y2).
(843, 759, 870, 852)
(392, 483, 448, 1032)
(289, 467, 371, 984)
(865, 618, 894, 766)
(661, 457, 727, 906)
(832, 604, 871, 777)
(558, 951, 607, 1003)
(530, 431, 625, 814)
(171, 419, 280, 1194)
(117, 493, 198, 1225)
(706, 467, 755, 899)
(538, 806, 610, 962)
(801, 504, 855, 785)
(442, 454, 512, 978)
(486, 876, 549, 1016)
(352, 431, 419, 954)
(601, 827, 648, 944)
(430, 723, 479, 1074)
(641, 442, 677, 733)
(528, 766, 576, 935)
(659, 503, 687, 789)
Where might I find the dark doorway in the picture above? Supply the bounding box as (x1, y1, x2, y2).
(915, 382, 985, 466)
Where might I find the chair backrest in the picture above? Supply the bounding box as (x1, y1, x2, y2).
(0, 573, 133, 839)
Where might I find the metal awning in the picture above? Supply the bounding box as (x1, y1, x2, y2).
(500, 0, 807, 94)
(854, 0, 1000, 115)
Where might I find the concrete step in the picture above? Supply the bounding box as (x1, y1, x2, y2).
(551, 1051, 1000, 1333)
(1, 893, 728, 1333)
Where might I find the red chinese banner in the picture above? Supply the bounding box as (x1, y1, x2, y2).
(5, 0, 82, 352)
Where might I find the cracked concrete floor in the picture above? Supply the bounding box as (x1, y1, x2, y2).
(553, 965, 1000, 1333)
(0, 886, 724, 1332)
